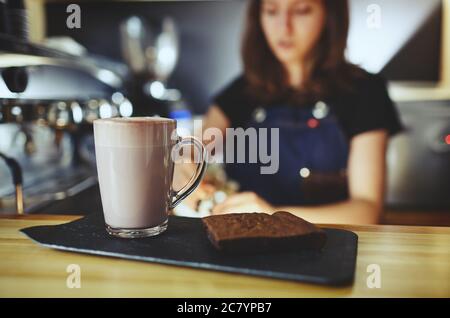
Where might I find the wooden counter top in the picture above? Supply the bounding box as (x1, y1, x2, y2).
(0, 214, 449, 297)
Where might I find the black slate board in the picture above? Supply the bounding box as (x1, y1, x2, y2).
(20, 214, 358, 286)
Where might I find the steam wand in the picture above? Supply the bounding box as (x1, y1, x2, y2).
(0, 152, 24, 214)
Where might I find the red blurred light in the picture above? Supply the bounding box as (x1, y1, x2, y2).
(445, 134, 450, 145)
(307, 118, 319, 129)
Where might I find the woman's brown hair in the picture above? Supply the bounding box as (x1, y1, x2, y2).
(242, 0, 365, 105)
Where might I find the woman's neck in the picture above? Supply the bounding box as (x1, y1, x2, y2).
(285, 62, 305, 88)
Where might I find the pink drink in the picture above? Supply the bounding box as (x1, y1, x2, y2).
(94, 117, 207, 238)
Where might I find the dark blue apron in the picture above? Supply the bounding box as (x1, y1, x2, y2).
(225, 101, 350, 206)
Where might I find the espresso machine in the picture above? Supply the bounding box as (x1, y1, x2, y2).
(0, 0, 186, 215)
(0, 0, 133, 214)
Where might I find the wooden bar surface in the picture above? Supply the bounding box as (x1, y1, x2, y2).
(0, 214, 449, 297)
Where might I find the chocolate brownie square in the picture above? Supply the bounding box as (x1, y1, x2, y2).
(202, 211, 327, 254)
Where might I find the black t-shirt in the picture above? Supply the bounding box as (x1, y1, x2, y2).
(213, 72, 403, 139)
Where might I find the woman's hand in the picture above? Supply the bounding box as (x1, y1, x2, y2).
(212, 191, 275, 215)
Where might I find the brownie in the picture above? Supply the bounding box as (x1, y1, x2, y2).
(202, 211, 327, 254)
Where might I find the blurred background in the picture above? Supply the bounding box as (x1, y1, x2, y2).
(0, 0, 449, 225)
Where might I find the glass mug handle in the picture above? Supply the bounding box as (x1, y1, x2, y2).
(170, 136, 208, 209)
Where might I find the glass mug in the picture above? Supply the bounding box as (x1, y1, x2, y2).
(94, 117, 207, 238)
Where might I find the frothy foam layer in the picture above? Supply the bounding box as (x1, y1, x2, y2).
(94, 116, 177, 147)
(95, 117, 175, 125)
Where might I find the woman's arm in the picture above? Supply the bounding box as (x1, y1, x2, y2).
(172, 105, 229, 204)
(212, 129, 388, 225)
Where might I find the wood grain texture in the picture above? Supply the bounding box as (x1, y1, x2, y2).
(0, 215, 449, 297)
